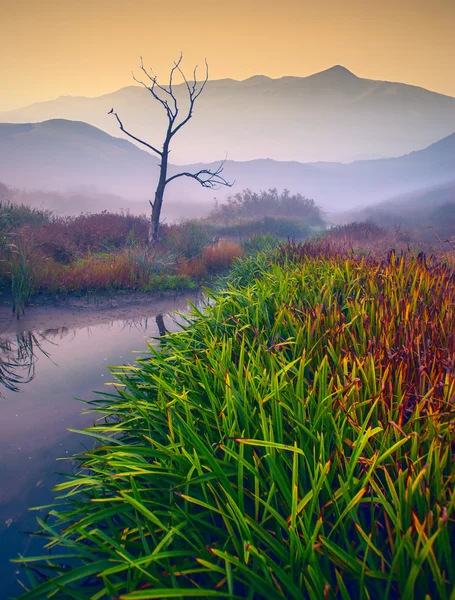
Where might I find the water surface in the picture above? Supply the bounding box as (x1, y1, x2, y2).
(0, 293, 200, 598)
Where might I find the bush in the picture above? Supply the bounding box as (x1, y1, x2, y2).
(216, 216, 310, 239)
(242, 233, 280, 254)
(35, 211, 150, 254)
(318, 221, 387, 244)
(34, 249, 188, 295)
(176, 240, 244, 279)
(127, 245, 178, 276)
(211, 188, 325, 227)
(162, 220, 216, 259)
(0, 201, 53, 232)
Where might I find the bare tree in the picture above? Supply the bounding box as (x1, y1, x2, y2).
(109, 54, 233, 242)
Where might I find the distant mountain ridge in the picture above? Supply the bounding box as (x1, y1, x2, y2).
(1, 119, 454, 212)
(1, 66, 455, 163)
(340, 179, 455, 242)
(0, 119, 158, 199)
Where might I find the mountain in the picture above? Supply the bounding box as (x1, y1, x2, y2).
(308, 132, 455, 210)
(182, 132, 455, 210)
(0, 120, 158, 199)
(1, 66, 455, 163)
(350, 180, 455, 230)
(0, 119, 454, 213)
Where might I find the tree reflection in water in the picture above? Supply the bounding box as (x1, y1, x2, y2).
(0, 317, 160, 395)
(0, 303, 198, 395)
(0, 332, 52, 394)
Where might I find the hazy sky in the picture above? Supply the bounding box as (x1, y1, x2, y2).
(0, 0, 454, 111)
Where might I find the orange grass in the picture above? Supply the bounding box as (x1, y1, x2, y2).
(201, 239, 244, 271)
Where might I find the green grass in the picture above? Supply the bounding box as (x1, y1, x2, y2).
(14, 248, 455, 599)
(140, 274, 198, 292)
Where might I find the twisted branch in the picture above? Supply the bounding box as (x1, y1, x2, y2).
(166, 160, 234, 189)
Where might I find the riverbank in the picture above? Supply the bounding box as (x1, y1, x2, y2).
(0, 289, 204, 335)
(0, 202, 301, 317)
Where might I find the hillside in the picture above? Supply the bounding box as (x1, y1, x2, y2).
(1, 66, 455, 163)
(311, 132, 455, 210)
(350, 180, 455, 237)
(0, 120, 157, 199)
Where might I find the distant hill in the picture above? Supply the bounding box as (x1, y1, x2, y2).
(180, 132, 455, 210)
(309, 132, 455, 210)
(350, 180, 455, 232)
(1, 120, 454, 213)
(1, 66, 455, 163)
(0, 120, 158, 199)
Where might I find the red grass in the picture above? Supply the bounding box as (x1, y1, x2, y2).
(202, 239, 244, 271)
(176, 240, 244, 279)
(177, 256, 207, 280)
(36, 252, 143, 293)
(33, 212, 149, 260)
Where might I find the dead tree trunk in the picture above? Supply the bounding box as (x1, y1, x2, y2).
(149, 142, 171, 244)
(109, 54, 233, 243)
(149, 145, 169, 243)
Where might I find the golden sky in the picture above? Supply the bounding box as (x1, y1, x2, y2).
(0, 0, 454, 111)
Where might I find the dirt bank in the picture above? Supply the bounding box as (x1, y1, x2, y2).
(0, 290, 204, 336)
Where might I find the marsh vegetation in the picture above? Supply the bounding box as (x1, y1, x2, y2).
(0, 187, 328, 317)
(13, 238, 455, 599)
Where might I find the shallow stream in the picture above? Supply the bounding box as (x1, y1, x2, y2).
(0, 292, 201, 598)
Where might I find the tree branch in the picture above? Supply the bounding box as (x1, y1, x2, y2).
(108, 109, 162, 156)
(170, 59, 209, 138)
(169, 54, 183, 115)
(166, 160, 234, 189)
(133, 59, 174, 123)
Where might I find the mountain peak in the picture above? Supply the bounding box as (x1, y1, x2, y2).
(316, 65, 358, 78)
(241, 75, 273, 85)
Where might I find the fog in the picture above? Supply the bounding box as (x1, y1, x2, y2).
(0, 66, 454, 227)
(2, 67, 455, 164)
(1, 119, 454, 219)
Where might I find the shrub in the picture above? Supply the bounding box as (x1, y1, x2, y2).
(242, 233, 280, 254)
(35, 211, 150, 254)
(0, 201, 53, 231)
(216, 217, 309, 239)
(211, 188, 325, 227)
(163, 220, 215, 259)
(176, 255, 208, 280)
(318, 221, 387, 244)
(127, 245, 178, 276)
(34, 249, 187, 295)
